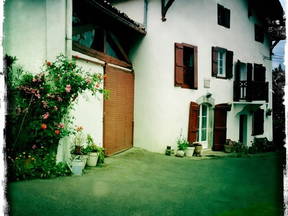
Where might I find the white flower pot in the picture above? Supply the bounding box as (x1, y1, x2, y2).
(185, 147, 195, 157)
(87, 152, 99, 167)
(71, 159, 86, 175)
(176, 150, 185, 157)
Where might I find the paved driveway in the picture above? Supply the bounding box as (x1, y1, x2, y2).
(7, 148, 283, 216)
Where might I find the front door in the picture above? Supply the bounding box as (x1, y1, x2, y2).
(103, 65, 134, 156)
(239, 114, 247, 145)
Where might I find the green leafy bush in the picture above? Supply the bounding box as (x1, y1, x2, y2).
(7, 146, 71, 181)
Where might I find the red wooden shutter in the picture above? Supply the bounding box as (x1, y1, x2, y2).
(193, 46, 198, 89)
(212, 47, 218, 77)
(213, 104, 229, 151)
(175, 43, 184, 86)
(188, 102, 199, 143)
(226, 50, 233, 79)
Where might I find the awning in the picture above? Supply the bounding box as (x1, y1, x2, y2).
(236, 104, 262, 115)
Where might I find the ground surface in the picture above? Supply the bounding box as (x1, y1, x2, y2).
(7, 148, 284, 216)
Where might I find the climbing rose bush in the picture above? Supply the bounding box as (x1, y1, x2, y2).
(6, 54, 108, 170)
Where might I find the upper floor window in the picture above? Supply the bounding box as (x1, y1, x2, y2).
(218, 4, 230, 28)
(255, 24, 264, 43)
(212, 47, 233, 79)
(175, 43, 198, 89)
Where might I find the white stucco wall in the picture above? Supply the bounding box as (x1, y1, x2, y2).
(119, 0, 273, 153)
(4, 0, 105, 162)
(4, 0, 68, 73)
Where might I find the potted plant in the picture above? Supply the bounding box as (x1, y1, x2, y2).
(193, 142, 202, 157)
(224, 139, 235, 153)
(83, 134, 104, 167)
(70, 126, 88, 175)
(185, 143, 195, 157)
(176, 135, 189, 157)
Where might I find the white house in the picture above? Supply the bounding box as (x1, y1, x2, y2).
(4, 0, 285, 159)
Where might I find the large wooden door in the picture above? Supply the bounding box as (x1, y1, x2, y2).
(213, 104, 230, 151)
(104, 65, 134, 156)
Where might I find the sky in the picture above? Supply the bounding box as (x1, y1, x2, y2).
(272, 0, 286, 69)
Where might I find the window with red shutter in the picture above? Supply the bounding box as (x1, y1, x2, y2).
(175, 43, 198, 89)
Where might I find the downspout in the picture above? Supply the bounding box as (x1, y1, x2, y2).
(65, 0, 72, 59)
(144, 0, 148, 28)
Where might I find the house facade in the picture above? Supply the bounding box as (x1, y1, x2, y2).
(4, 0, 284, 159)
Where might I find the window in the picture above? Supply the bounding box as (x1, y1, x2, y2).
(255, 24, 264, 43)
(217, 49, 226, 77)
(175, 43, 198, 89)
(197, 104, 209, 142)
(211, 47, 233, 79)
(252, 108, 264, 135)
(218, 4, 230, 28)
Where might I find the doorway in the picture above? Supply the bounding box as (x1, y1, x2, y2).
(239, 114, 247, 145)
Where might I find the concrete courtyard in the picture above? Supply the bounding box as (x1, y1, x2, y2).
(7, 148, 283, 216)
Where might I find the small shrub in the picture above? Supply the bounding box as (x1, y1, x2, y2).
(7, 146, 71, 181)
(176, 134, 189, 150)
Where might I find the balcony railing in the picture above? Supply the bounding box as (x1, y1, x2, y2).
(234, 81, 268, 102)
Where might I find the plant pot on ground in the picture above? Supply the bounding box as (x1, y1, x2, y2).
(71, 155, 86, 175)
(176, 135, 189, 157)
(185, 143, 195, 157)
(83, 134, 104, 167)
(193, 142, 202, 157)
(224, 139, 236, 153)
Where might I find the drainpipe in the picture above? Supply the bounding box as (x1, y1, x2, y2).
(65, 0, 72, 59)
(144, 0, 148, 28)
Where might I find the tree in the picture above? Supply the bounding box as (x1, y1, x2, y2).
(272, 64, 285, 150)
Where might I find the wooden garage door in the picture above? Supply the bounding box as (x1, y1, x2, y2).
(104, 65, 134, 156)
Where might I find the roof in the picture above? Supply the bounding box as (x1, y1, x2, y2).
(86, 0, 146, 35)
(250, 0, 285, 22)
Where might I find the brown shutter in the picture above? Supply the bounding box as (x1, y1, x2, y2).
(212, 47, 218, 77)
(252, 108, 264, 135)
(217, 4, 224, 25)
(193, 46, 198, 89)
(247, 63, 253, 82)
(213, 104, 229, 151)
(188, 102, 199, 144)
(224, 8, 230, 28)
(226, 50, 233, 79)
(175, 43, 184, 86)
(254, 63, 265, 81)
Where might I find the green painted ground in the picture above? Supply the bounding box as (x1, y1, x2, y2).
(7, 148, 284, 216)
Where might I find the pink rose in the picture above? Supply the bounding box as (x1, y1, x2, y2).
(42, 112, 49, 119)
(65, 84, 71, 93)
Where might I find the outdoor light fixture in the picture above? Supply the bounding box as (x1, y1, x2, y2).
(206, 92, 212, 98)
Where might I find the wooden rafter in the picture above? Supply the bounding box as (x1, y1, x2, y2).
(161, 0, 175, 21)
